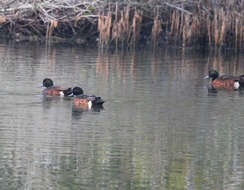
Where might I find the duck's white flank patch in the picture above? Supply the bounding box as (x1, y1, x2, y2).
(88, 101, 92, 109)
(234, 81, 240, 89)
(60, 91, 64, 97)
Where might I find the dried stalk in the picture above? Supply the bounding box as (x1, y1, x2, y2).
(0, 0, 244, 49)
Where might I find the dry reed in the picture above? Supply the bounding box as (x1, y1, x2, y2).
(152, 15, 162, 47)
(98, 6, 142, 49)
(98, 12, 112, 48)
(0, 0, 244, 49)
(131, 9, 142, 47)
(111, 5, 130, 48)
(46, 19, 58, 40)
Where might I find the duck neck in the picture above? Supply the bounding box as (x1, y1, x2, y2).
(211, 75, 218, 81)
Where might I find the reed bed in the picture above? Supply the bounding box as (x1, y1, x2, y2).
(0, 0, 244, 49)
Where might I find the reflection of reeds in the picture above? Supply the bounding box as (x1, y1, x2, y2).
(207, 53, 244, 76)
(96, 50, 136, 86)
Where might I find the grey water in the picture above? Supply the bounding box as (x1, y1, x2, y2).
(0, 42, 243, 190)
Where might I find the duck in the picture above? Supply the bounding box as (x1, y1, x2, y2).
(42, 78, 73, 96)
(205, 69, 240, 90)
(72, 87, 104, 109)
(239, 74, 244, 89)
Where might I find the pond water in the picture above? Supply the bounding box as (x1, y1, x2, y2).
(0, 42, 243, 190)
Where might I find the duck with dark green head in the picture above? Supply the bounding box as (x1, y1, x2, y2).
(205, 69, 240, 90)
(42, 78, 73, 96)
(72, 87, 104, 109)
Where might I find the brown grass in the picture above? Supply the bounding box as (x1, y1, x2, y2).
(152, 11, 162, 48)
(98, 11, 112, 48)
(1, 0, 244, 49)
(111, 5, 130, 48)
(97, 4, 244, 49)
(46, 19, 58, 40)
(98, 7, 142, 49)
(131, 9, 142, 47)
(163, 5, 244, 49)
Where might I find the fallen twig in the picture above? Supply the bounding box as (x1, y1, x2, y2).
(164, 2, 192, 15)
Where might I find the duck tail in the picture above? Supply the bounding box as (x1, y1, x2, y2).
(93, 97, 105, 105)
(62, 88, 73, 96)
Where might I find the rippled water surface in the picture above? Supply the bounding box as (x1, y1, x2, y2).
(0, 42, 243, 190)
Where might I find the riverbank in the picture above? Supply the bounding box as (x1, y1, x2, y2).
(0, 1, 244, 49)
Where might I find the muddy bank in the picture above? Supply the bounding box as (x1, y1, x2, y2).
(0, 1, 244, 49)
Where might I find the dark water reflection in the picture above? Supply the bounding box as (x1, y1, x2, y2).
(0, 42, 243, 190)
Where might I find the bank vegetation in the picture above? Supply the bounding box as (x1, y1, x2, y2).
(0, 0, 244, 49)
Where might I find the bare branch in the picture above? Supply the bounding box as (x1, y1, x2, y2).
(164, 2, 192, 15)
